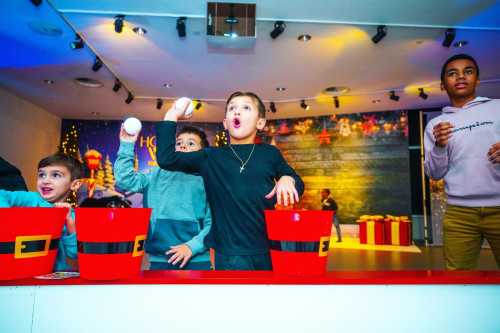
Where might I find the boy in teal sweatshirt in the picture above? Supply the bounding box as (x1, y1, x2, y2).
(0, 153, 83, 271)
(115, 125, 212, 270)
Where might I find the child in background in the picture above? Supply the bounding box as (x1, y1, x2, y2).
(156, 92, 305, 270)
(115, 125, 212, 270)
(0, 153, 82, 271)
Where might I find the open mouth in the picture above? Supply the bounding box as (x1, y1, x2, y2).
(233, 118, 241, 129)
(455, 82, 468, 89)
(40, 187, 53, 196)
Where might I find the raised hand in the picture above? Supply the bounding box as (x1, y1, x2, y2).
(119, 124, 139, 143)
(164, 98, 193, 122)
(433, 122, 454, 147)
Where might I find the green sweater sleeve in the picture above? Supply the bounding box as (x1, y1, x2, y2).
(114, 141, 150, 193)
(185, 201, 212, 256)
(0, 190, 51, 207)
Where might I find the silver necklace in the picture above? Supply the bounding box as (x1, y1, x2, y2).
(228, 144, 255, 173)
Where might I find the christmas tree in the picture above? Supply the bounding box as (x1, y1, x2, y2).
(96, 163, 105, 187)
(60, 124, 80, 161)
(104, 155, 115, 190)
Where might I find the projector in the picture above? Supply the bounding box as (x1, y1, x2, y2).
(207, 2, 256, 49)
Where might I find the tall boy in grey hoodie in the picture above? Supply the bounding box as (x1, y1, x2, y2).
(424, 54, 500, 270)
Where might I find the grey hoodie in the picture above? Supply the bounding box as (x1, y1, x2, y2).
(424, 96, 500, 207)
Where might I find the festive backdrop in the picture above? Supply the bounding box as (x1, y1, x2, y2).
(61, 110, 410, 223)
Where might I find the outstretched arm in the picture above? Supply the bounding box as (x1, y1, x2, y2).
(114, 126, 150, 193)
(265, 149, 305, 206)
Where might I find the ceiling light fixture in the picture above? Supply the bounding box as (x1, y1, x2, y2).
(270, 21, 286, 39)
(114, 15, 125, 33)
(156, 98, 163, 110)
(70, 34, 84, 49)
(163, 83, 173, 88)
(442, 28, 456, 48)
(418, 88, 428, 100)
(176, 17, 187, 38)
(92, 57, 103, 72)
(269, 102, 277, 113)
(133, 27, 147, 36)
(43, 79, 54, 84)
(371, 25, 387, 44)
(300, 99, 310, 110)
(297, 34, 311, 41)
(195, 100, 202, 110)
(112, 79, 122, 92)
(125, 92, 134, 104)
(389, 90, 400, 101)
(276, 87, 286, 92)
(334, 96, 340, 108)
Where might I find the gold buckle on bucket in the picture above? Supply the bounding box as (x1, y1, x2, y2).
(318, 236, 330, 257)
(132, 234, 146, 257)
(14, 235, 52, 259)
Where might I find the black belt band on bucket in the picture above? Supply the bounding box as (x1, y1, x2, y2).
(0, 238, 60, 254)
(268, 240, 330, 253)
(77, 240, 144, 254)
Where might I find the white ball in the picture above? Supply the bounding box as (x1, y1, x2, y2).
(175, 97, 194, 118)
(123, 117, 142, 135)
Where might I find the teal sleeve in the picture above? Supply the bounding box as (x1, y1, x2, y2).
(185, 200, 212, 256)
(114, 141, 150, 193)
(0, 190, 50, 207)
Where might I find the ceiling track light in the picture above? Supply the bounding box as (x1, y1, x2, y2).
(112, 79, 122, 92)
(371, 25, 387, 44)
(176, 17, 187, 38)
(333, 96, 340, 109)
(195, 100, 202, 110)
(300, 99, 310, 110)
(114, 15, 125, 33)
(270, 21, 286, 39)
(156, 98, 163, 110)
(92, 57, 103, 72)
(418, 88, 428, 100)
(389, 90, 400, 101)
(442, 28, 456, 48)
(30, 0, 42, 7)
(269, 102, 277, 113)
(125, 92, 134, 104)
(70, 34, 84, 49)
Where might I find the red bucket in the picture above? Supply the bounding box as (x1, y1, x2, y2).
(265, 210, 333, 276)
(75, 208, 151, 280)
(0, 208, 67, 280)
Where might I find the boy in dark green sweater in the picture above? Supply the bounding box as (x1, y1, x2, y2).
(156, 92, 304, 270)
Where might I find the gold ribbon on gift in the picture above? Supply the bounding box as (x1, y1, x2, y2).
(391, 222, 400, 245)
(367, 221, 375, 244)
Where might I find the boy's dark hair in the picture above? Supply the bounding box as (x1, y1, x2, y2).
(38, 153, 83, 181)
(226, 91, 266, 119)
(321, 188, 330, 195)
(178, 126, 210, 148)
(441, 54, 480, 82)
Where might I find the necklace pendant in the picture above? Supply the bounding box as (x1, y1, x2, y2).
(239, 165, 244, 173)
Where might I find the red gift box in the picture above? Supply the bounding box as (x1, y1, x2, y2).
(358, 217, 385, 245)
(384, 217, 412, 246)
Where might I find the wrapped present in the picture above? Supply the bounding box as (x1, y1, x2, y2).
(358, 219, 385, 245)
(384, 216, 412, 246)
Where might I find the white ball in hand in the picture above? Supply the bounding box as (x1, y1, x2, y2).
(123, 117, 142, 135)
(175, 97, 194, 118)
